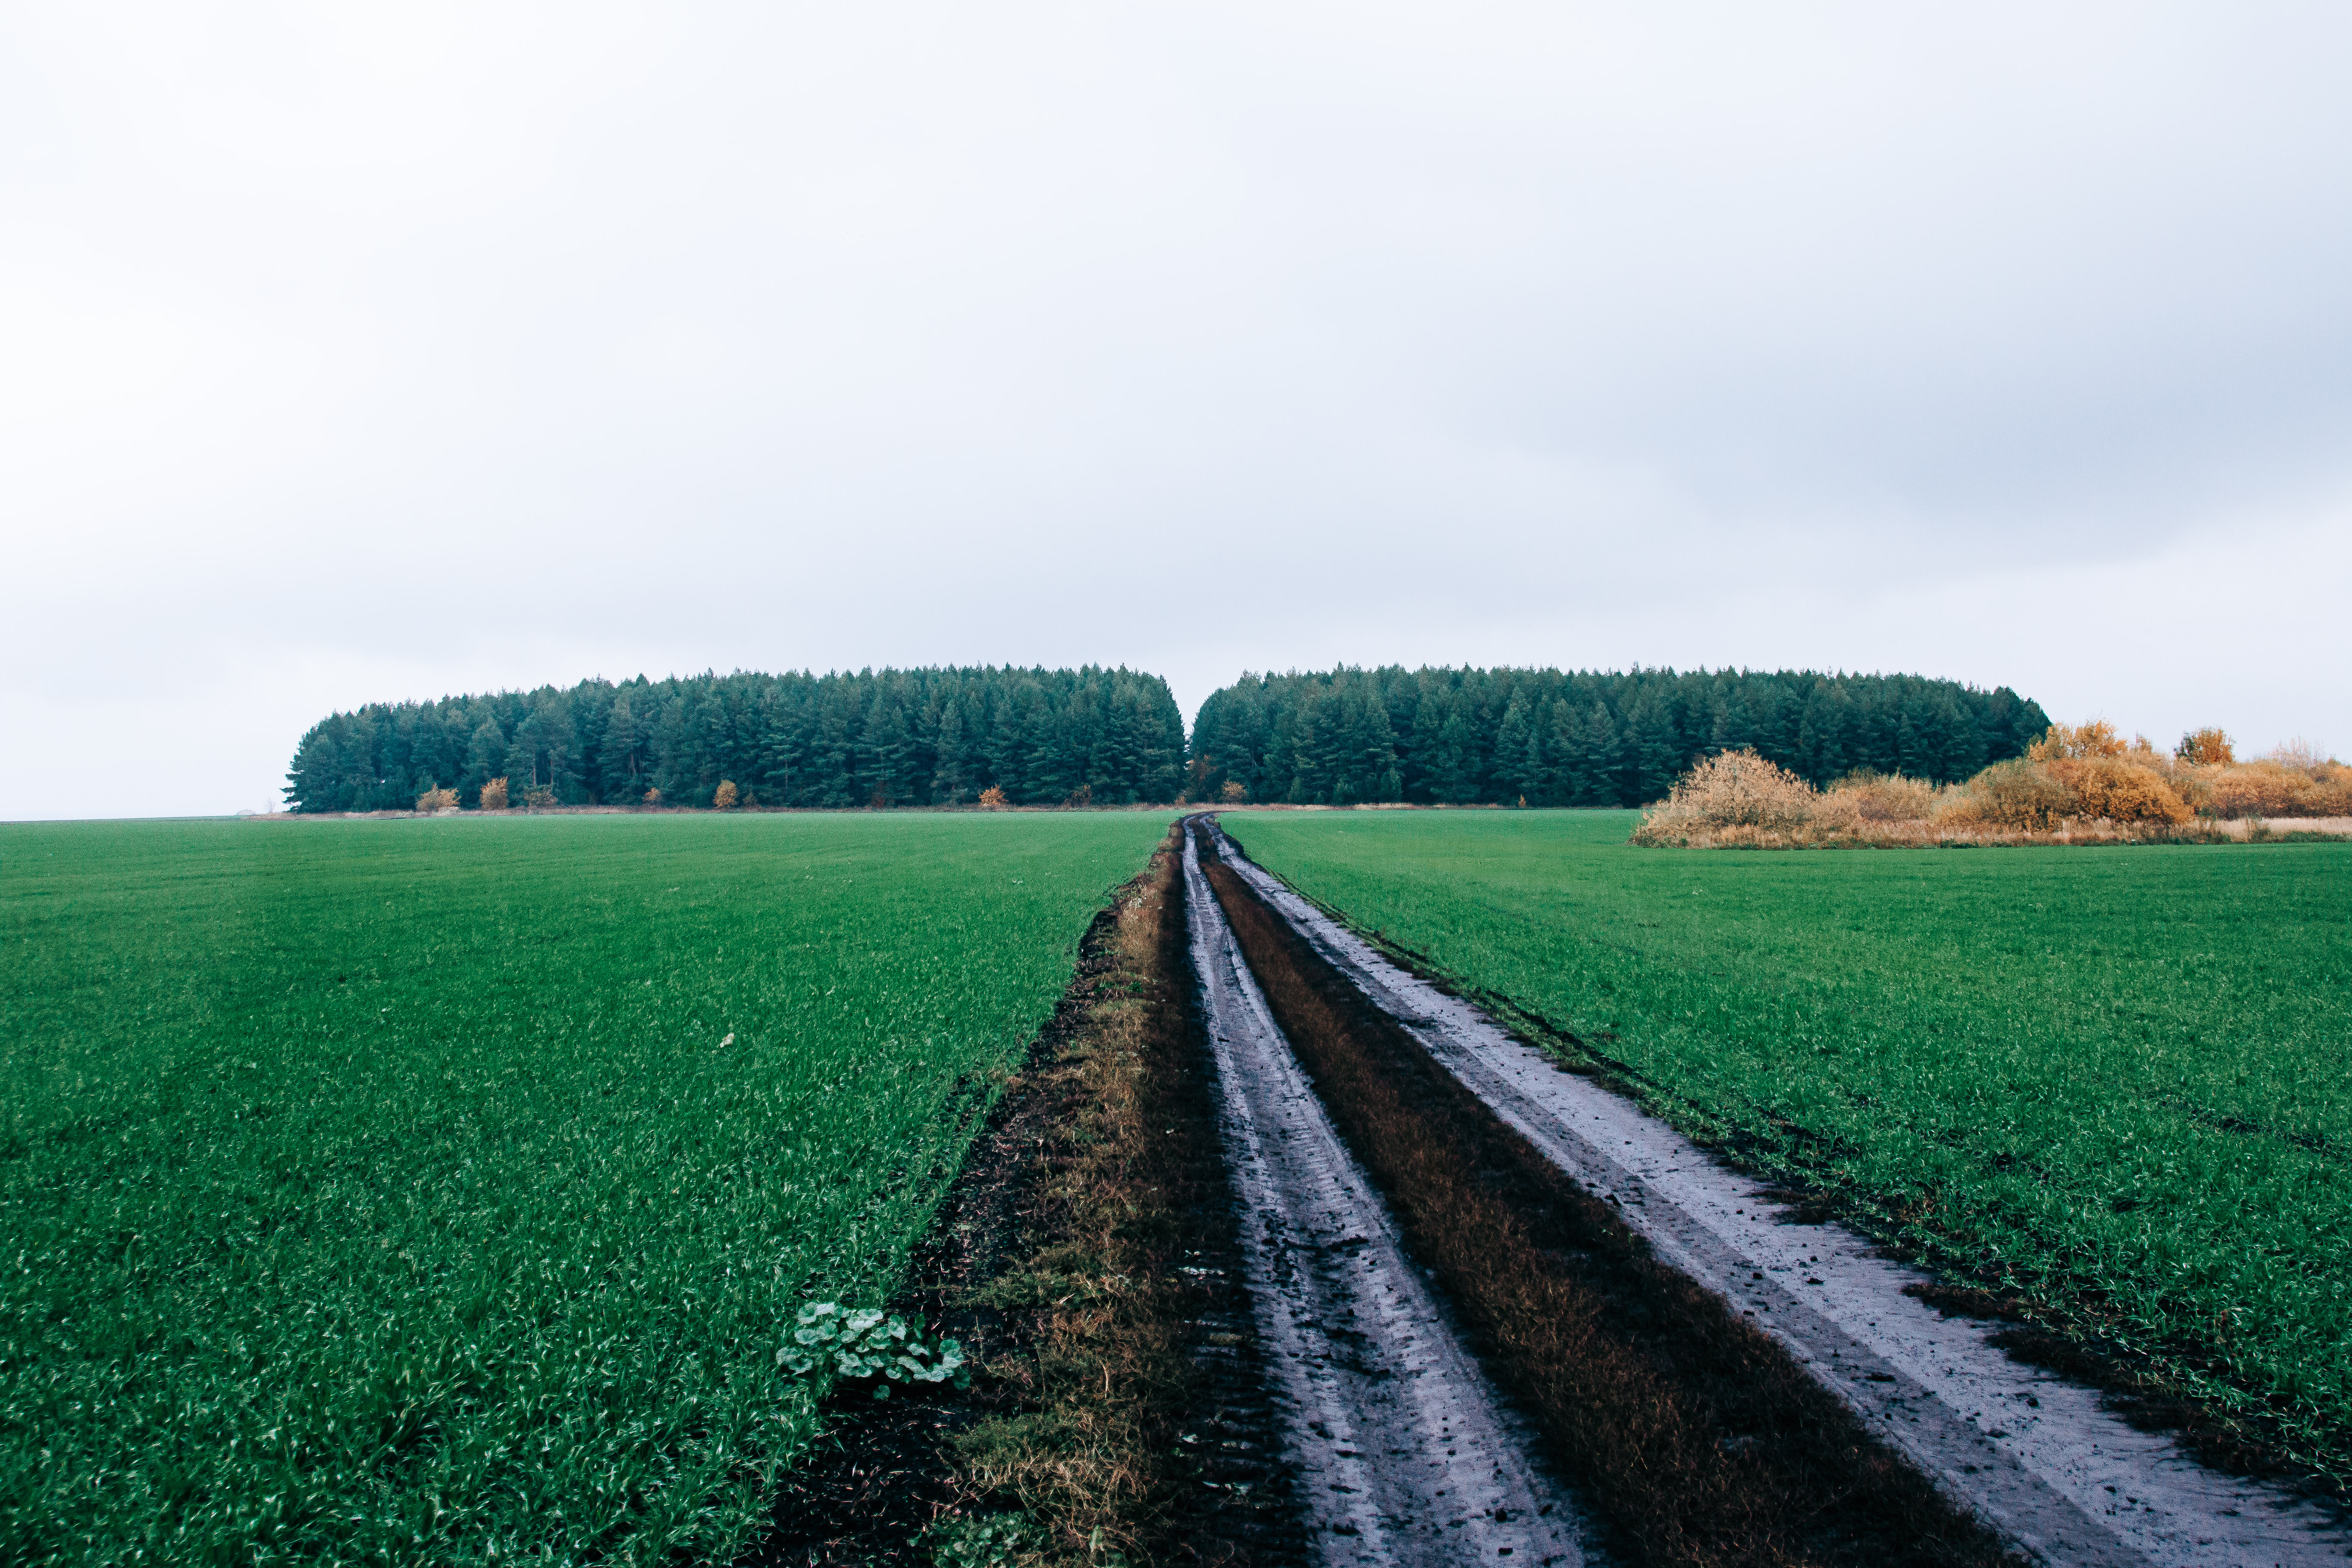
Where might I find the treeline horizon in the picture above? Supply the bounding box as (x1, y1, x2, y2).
(283, 663, 2049, 814)
(283, 667, 1185, 813)
(1189, 666, 2051, 807)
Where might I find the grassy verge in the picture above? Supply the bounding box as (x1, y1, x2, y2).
(1200, 832, 2009, 1568)
(754, 828, 1296, 1565)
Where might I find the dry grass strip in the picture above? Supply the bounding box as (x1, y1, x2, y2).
(752, 828, 1295, 1565)
(948, 827, 1294, 1563)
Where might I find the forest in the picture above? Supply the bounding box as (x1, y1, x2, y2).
(283, 664, 2047, 815)
(282, 666, 1186, 812)
(1187, 666, 2050, 808)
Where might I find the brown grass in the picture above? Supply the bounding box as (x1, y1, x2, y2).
(2190, 759, 2352, 818)
(1201, 839, 2011, 1568)
(944, 830, 1292, 1564)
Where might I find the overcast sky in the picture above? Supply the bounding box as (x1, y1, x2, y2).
(5, 4, 2348, 818)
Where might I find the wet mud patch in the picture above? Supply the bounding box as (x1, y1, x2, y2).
(1901, 1279, 2330, 1489)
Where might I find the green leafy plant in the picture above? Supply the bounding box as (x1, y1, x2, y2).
(917, 1511, 1041, 1567)
(780, 1302, 970, 1399)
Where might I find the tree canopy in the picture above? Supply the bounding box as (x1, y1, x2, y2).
(1187, 666, 2049, 808)
(284, 667, 1186, 812)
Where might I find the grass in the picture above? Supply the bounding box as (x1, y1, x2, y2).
(1219, 808, 2352, 1479)
(0, 812, 1170, 1567)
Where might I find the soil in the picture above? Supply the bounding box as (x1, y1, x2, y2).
(1206, 819, 2352, 1568)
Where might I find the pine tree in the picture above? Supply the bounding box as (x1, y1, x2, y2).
(1494, 695, 1537, 804)
(461, 718, 505, 806)
(931, 700, 970, 803)
(1585, 703, 1625, 805)
(600, 697, 646, 795)
(859, 695, 913, 808)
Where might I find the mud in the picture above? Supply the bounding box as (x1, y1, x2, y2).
(1181, 827, 1604, 1566)
(1208, 821, 2351, 1568)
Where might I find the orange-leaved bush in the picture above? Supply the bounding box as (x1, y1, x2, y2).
(415, 785, 459, 812)
(2046, 756, 2192, 825)
(2176, 728, 2234, 766)
(478, 777, 509, 811)
(713, 780, 739, 810)
(2027, 720, 2129, 762)
(1950, 759, 2076, 830)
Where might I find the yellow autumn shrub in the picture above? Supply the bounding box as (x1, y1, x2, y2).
(1951, 759, 2077, 830)
(2176, 728, 2234, 766)
(2201, 760, 2349, 818)
(2048, 756, 2192, 825)
(1828, 770, 1940, 821)
(2027, 720, 2128, 762)
(1632, 749, 1818, 844)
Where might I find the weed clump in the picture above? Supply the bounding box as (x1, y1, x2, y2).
(778, 1302, 969, 1399)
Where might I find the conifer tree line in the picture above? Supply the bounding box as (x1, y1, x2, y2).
(1187, 667, 2051, 807)
(284, 667, 1186, 812)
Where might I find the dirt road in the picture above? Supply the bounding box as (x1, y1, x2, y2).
(1201, 817, 2348, 1568)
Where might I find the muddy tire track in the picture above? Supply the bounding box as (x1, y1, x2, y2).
(1182, 826, 1603, 1565)
(1207, 818, 2350, 1568)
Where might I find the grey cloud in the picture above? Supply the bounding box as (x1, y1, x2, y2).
(4, 3, 2349, 817)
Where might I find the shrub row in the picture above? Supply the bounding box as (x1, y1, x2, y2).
(1634, 723, 2351, 847)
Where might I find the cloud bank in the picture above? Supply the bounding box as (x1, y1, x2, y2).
(4, 4, 2347, 817)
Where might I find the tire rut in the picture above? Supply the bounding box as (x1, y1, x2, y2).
(1182, 825, 1604, 1566)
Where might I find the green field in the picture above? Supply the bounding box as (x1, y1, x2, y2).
(1, 812, 1170, 1566)
(1222, 809, 2352, 1471)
